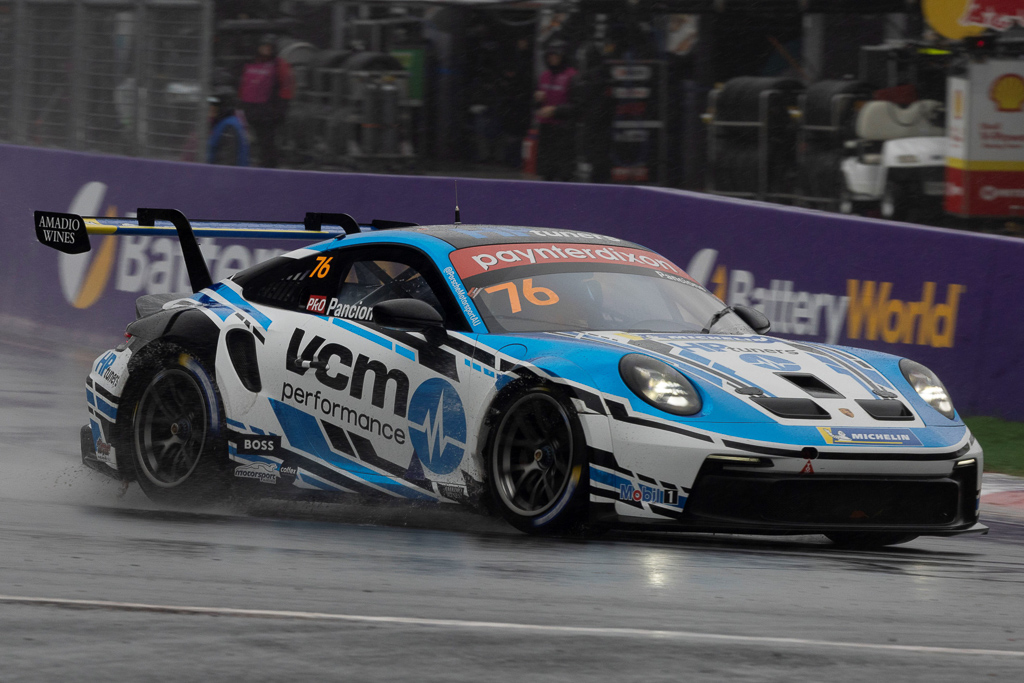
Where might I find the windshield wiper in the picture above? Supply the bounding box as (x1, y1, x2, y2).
(701, 306, 734, 334)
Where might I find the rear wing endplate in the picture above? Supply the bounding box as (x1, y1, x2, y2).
(34, 208, 417, 293)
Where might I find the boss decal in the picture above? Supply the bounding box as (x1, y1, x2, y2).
(237, 435, 281, 456)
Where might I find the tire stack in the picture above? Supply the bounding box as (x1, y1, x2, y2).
(798, 79, 872, 205)
(709, 77, 803, 198)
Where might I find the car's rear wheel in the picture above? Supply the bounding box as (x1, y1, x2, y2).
(123, 344, 226, 503)
(825, 532, 918, 549)
(487, 387, 589, 534)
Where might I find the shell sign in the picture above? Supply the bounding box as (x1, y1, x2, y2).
(990, 74, 1024, 113)
(946, 60, 1024, 217)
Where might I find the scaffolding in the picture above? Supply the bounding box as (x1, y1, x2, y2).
(0, 0, 212, 161)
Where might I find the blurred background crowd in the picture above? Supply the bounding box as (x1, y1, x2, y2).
(0, 0, 1021, 230)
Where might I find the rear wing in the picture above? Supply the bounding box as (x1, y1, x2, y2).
(34, 207, 416, 293)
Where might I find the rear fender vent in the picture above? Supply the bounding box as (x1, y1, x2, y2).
(776, 373, 844, 399)
(226, 329, 262, 393)
(751, 397, 830, 420)
(855, 398, 914, 421)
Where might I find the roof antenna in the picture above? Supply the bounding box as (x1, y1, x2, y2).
(454, 181, 461, 225)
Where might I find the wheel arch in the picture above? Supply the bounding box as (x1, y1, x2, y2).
(473, 354, 611, 515)
(126, 308, 222, 370)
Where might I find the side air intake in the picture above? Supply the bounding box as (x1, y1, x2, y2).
(226, 329, 262, 393)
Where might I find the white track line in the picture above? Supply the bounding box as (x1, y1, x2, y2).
(1, 594, 1021, 659)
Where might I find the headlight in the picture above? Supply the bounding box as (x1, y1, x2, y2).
(619, 354, 702, 416)
(899, 359, 955, 419)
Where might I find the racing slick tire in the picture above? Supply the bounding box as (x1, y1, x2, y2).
(486, 385, 589, 535)
(825, 532, 919, 549)
(118, 343, 228, 503)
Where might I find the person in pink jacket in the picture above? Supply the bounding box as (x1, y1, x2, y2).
(238, 35, 295, 168)
(534, 39, 579, 182)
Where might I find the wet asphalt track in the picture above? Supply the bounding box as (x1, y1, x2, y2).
(2, 331, 1024, 682)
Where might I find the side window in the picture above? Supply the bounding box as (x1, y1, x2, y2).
(330, 259, 443, 320)
(243, 252, 342, 313)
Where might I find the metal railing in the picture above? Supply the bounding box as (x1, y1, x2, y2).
(0, 0, 211, 161)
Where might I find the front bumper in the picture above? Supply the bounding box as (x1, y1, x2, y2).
(591, 429, 985, 537)
(675, 456, 983, 535)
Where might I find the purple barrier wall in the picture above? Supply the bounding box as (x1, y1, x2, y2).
(2, 143, 1021, 419)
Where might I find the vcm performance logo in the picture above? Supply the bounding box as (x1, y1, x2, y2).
(407, 378, 467, 475)
(686, 249, 965, 349)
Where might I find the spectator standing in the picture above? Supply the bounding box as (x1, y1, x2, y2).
(238, 35, 294, 168)
(535, 39, 579, 182)
(207, 88, 250, 166)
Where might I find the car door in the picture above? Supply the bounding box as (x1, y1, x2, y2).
(240, 243, 482, 501)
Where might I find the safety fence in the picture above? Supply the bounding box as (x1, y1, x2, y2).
(0, 0, 211, 160)
(1, 143, 1022, 420)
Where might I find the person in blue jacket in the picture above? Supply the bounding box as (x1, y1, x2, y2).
(207, 88, 250, 166)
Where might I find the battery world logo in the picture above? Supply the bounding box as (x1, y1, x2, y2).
(686, 249, 966, 349)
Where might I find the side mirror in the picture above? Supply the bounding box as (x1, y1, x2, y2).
(733, 305, 771, 334)
(373, 299, 445, 340)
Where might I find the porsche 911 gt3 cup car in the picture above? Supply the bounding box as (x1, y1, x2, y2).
(36, 208, 986, 546)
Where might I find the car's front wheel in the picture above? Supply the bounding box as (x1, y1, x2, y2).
(487, 386, 589, 534)
(122, 344, 227, 503)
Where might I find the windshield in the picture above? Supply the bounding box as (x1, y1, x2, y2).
(450, 242, 753, 334)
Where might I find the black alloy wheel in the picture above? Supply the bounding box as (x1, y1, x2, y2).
(488, 387, 588, 534)
(124, 344, 226, 503)
(134, 367, 208, 488)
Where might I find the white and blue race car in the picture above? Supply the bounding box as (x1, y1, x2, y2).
(36, 208, 986, 546)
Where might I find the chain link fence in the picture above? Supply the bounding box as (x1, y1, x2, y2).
(0, 0, 211, 161)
